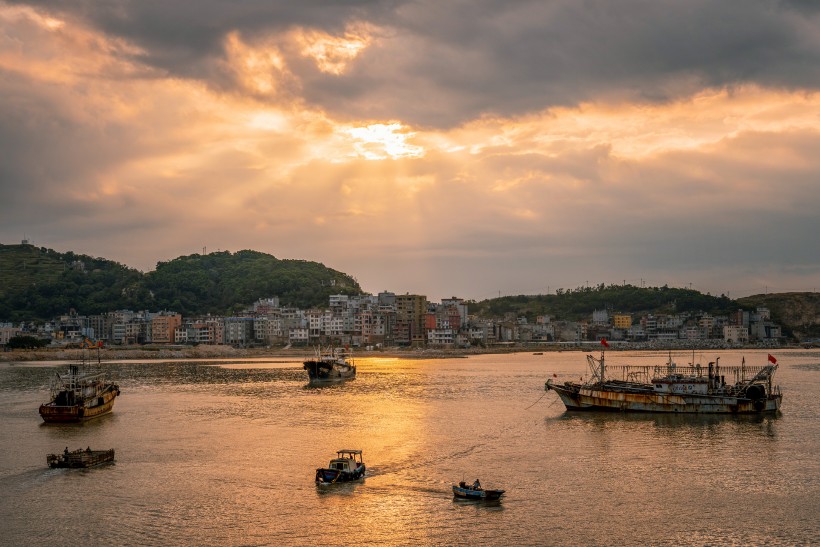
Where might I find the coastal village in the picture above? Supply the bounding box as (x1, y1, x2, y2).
(0, 291, 784, 350)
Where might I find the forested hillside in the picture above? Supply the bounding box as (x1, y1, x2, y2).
(469, 284, 820, 340)
(0, 244, 361, 322)
(469, 284, 737, 322)
(143, 250, 360, 315)
(738, 292, 820, 339)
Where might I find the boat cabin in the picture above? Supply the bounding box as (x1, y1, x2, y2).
(652, 376, 709, 395)
(328, 449, 363, 471)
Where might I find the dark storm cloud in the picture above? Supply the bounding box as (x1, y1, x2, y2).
(8, 0, 403, 78)
(11, 0, 818, 127)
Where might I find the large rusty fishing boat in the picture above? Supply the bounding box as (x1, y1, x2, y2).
(39, 346, 120, 423)
(545, 346, 781, 414)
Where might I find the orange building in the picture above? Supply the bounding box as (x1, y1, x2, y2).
(613, 314, 632, 329)
(152, 312, 182, 344)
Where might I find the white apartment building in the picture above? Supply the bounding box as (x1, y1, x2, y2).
(723, 325, 750, 344)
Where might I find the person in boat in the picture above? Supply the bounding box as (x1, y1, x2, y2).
(473, 479, 481, 490)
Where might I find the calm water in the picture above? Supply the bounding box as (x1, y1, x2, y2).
(0, 349, 818, 546)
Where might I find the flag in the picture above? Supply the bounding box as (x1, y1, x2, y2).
(768, 354, 777, 364)
(601, 338, 610, 348)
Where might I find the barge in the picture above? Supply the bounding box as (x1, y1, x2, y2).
(47, 448, 115, 468)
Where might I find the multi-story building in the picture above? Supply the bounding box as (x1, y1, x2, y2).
(289, 327, 309, 345)
(395, 294, 427, 346)
(441, 297, 468, 329)
(224, 317, 254, 346)
(427, 328, 456, 346)
(613, 314, 632, 329)
(152, 312, 182, 344)
(723, 325, 750, 344)
(592, 309, 609, 326)
(254, 316, 284, 345)
(176, 319, 223, 345)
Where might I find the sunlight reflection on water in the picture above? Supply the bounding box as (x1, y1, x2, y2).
(0, 349, 818, 545)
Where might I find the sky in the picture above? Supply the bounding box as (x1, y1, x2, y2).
(2, 0, 820, 302)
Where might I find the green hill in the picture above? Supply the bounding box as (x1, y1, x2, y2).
(0, 244, 361, 322)
(737, 292, 820, 340)
(143, 250, 360, 315)
(468, 284, 737, 322)
(470, 284, 820, 341)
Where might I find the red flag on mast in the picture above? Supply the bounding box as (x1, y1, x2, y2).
(768, 354, 777, 364)
(601, 338, 610, 348)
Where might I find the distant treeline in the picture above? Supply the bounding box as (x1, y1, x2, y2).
(469, 283, 737, 322)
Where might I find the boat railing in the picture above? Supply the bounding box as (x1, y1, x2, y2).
(601, 364, 776, 385)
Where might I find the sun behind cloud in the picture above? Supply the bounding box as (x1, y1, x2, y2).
(342, 122, 425, 160)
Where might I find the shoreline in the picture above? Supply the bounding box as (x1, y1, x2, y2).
(0, 342, 792, 363)
(0, 345, 526, 363)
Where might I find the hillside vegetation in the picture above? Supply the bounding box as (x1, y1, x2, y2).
(0, 244, 361, 322)
(469, 284, 737, 322)
(2, 244, 818, 339)
(470, 284, 820, 340)
(738, 292, 820, 339)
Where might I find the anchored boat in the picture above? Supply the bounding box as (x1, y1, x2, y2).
(545, 350, 782, 414)
(39, 350, 120, 423)
(303, 346, 356, 384)
(315, 449, 366, 484)
(47, 447, 115, 468)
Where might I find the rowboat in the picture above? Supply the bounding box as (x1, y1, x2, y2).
(452, 481, 505, 501)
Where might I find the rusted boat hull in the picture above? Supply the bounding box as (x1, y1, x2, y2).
(547, 382, 781, 414)
(39, 389, 118, 423)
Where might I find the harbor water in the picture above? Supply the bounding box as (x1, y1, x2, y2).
(0, 349, 818, 545)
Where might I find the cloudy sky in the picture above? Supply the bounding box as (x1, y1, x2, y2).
(2, 1, 819, 301)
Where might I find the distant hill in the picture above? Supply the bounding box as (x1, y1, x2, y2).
(0, 244, 361, 322)
(737, 292, 820, 340)
(469, 284, 737, 321)
(469, 284, 820, 340)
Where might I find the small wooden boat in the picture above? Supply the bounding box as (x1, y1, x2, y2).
(315, 449, 366, 484)
(47, 447, 115, 468)
(453, 481, 505, 501)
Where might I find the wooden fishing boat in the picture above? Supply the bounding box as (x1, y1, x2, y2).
(39, 357, 120, 423)
(315, 449, 366, 484)
(453, 481, 505, 501)
(47, 447, 115, 468)
(303, 346, 356, 384)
